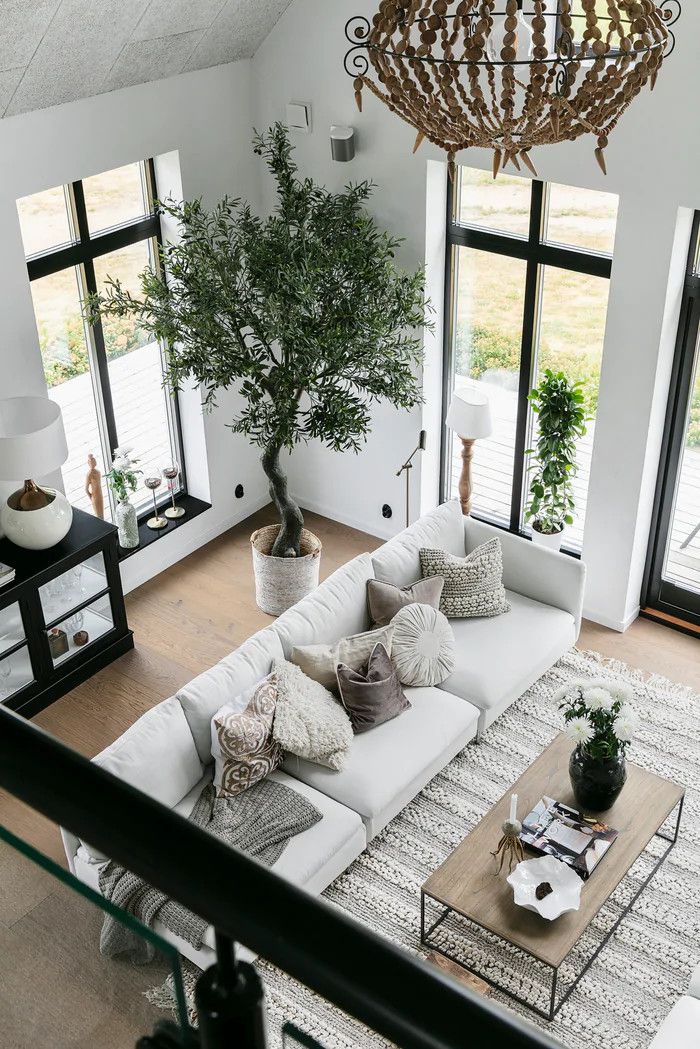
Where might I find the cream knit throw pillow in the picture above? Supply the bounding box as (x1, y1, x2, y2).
(272, 659, 353, 771)
(420, 538, 510, 618)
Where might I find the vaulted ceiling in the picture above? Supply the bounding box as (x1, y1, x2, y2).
(0, 0, 293, 119)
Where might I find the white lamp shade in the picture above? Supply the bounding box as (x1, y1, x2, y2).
(0, 397, 69, 481)
(446, 390, 493, 440)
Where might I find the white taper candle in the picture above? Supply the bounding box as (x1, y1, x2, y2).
(510, 794, 517, 823)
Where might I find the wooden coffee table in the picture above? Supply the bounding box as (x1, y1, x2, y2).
(421, 733, 684, 1021)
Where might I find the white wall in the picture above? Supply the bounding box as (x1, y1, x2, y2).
(0, 62, 269, 593)
(253, 0, 700, 630)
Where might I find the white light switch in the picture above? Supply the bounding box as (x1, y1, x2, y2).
(286, 102, 311, 133)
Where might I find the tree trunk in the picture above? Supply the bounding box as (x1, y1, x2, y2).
(261, 444, 304, 558)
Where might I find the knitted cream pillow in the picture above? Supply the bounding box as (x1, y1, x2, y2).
(272, 659, 353, 771)
(390, 604, 456, 687)
(420, 538, 510, 618)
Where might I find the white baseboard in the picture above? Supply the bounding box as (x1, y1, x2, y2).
(582, 604, 641, 634)
(119, 492, 271, 595)
(294, 494, 393, 543)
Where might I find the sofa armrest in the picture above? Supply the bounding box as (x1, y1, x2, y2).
(688, 962, 700, 999)
(464, 518, 586, 636)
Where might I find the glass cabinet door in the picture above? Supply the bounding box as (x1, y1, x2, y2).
(47, 593, 115, 669)
(0, 602, 34, 702)
(39, 553, 108, 626)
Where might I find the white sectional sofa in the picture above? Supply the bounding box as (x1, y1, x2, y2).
(62, 499, 585, 969)
(649, 963, 700, 1048)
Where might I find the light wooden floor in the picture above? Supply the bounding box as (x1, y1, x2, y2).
(0, 506, 698, 1046)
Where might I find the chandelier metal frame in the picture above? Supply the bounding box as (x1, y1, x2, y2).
(344, 1, 681, 177)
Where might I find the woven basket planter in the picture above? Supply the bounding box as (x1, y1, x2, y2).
(251, 524, 322, 616)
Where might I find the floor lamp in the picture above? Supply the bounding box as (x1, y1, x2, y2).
(396, 430, 426, 528)
(446, 392, 492, 515)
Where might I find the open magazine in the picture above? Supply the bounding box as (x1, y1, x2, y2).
(519, 796, 619, 881)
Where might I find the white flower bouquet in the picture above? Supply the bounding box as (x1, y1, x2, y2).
(553, 679, 640, 760)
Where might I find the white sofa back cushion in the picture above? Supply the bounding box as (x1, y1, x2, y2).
(465, 517, 586, 632)
(83, 696, 203, 861)
(273, 554, 374, 658)
(371, 499, 466, 588)
(177, 627, 285, 763)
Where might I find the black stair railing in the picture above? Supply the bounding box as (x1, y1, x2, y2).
(0, 704, 562, 1049)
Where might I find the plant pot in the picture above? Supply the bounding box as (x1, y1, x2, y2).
(116, 500, 139, 550)
(251, 524, 322, 616)
(531, 523, 564, 552)
(569, 746, 627, 813)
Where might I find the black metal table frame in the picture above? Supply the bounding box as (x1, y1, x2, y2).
(420, 795, 684, 1022)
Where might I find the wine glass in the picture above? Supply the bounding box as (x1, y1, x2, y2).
(144, 475, 168, 531)
(163, 462, 185, 520)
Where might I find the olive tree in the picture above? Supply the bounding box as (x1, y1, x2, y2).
(88, 124, 428, 557)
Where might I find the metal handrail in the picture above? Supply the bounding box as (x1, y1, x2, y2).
(0, 705, 561, 1049)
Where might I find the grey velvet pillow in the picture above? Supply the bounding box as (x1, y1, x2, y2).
(420, 538, 510, 619)
(335, 643, 410, 735)
(367, 576, 444, 627)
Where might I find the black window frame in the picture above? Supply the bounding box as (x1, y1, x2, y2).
(643, 211, 700, 628)
(441, 167, 614, 554)
(23, 159, 186, 519)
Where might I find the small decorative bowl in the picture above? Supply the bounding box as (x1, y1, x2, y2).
(507, 856, 583, 921)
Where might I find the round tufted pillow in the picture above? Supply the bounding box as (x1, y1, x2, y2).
(389, 603, 456, 687)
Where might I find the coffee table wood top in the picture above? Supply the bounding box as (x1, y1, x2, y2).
(423, 734, 684, 968)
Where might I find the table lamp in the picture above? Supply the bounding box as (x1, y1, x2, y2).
(0, 397, 73, 550)
(446, 390, 492, 516)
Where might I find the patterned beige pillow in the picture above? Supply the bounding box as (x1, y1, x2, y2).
(420, 538, 510, 618)
(211, 674, 283, 797)
(291, 624, 394, 691)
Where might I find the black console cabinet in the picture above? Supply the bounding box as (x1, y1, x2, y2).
(0, 508, 133, 718)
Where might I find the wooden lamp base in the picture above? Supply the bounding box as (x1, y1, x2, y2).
(458, 438, 476, 516)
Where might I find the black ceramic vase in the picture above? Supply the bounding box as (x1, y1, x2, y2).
(569, 746, 627, 813)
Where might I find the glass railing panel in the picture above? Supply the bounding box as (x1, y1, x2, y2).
(0, 821, 190, 1047)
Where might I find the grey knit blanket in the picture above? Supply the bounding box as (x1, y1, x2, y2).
(98, 778, 321, 963)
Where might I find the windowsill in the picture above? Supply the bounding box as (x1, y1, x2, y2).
(468, 510, 582, 561)
(117, 494, 211, 562)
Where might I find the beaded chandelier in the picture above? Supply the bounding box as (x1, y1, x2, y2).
(344, 1, 680, 177)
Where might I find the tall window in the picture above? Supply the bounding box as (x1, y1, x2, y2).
(17, 161, 183, 520)
(644, 214, 700, 626)
(443, 167, 618, 552)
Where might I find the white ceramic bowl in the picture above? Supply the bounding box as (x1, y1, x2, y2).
(507, 855, 583, 921)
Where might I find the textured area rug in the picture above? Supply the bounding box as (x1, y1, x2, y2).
(152, 648, 700, 1049)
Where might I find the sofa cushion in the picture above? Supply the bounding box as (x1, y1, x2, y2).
(336, 642, 410, 734)
(272, 659, 353, 771)
(282, 685, 479, 839)
(291, 623, 394, 691)
(390, 604, 455, 687)
(84, 697, 203, 861)
(420, 538, 510, 618)
(211, 675, 283, 797)
(273, 554, 374, 657)
(649, 997, 700, 1049)
(438, 591, 576, 727)
(367, 576, 444, 627)
(177, 628, 285, 763)
(372, 499, 465, 588)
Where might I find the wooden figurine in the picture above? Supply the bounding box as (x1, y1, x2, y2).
(85, 454, 104, 519)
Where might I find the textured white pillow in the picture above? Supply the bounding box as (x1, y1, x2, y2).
(390, 604, 456, 687)
(272, 659, 353, 771)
